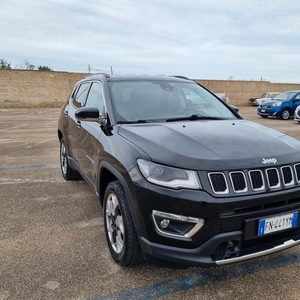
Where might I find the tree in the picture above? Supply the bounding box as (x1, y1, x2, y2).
(20, 59, 36, 70)
(0, 58, 11, 69)
(38, 66, 52, 71)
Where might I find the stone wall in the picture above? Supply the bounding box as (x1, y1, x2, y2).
(0, 69, 299, 107)
(195, 79, 300, 106)
(0, 69, 86, 107)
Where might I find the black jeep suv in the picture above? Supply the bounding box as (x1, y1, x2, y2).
(58, 74, 300, 267)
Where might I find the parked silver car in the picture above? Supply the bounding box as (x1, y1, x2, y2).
(249, 92, 280, 106)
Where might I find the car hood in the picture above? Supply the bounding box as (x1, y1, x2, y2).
(118, 120, 300, 170)
(257, 97, 272, 101)
(261, 100, 284, 106)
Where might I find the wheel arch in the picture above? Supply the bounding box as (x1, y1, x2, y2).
(98, 161, 133, 208)
(57, 129, 63, 141)
(97, 161, 144, 235)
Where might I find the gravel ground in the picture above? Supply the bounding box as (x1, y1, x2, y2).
(0, 107, 299, 300)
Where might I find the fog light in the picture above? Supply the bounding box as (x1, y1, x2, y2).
(160, 219, 170, 229)
(152, 210, 204, 239)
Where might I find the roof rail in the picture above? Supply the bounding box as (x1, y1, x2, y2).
(171, 75, 191, 80)
(81, 73, 110, 79)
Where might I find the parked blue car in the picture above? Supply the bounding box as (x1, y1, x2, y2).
(257, 90, 300, 120)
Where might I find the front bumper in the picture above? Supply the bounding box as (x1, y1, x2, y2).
(294, 109, 300, 121)
(131, 172, 300, 267)
(257, 107, 278, 117)
(139, 229, 300, 267)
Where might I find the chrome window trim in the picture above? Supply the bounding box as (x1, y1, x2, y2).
(229, 171, 248, 193)
(248, 169, 265, 191)
(208, 172, 229, 194)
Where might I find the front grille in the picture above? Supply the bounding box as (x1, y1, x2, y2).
(249, 170, 265, 191)
(266, 168, 280, 189)
(208, 173, 228, 194)
(208, 163, 300, 195)
(230, 171, 247, 193)
(294, 164, 300, 182)
(281, 166, 294, 186)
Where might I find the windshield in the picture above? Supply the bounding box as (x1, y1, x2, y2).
(274, 92, 297, 101)
(261, 93, 269, 98)
(109, 80, 237, 122)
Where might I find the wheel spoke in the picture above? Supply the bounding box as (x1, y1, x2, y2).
(60, 142, 67, 174)
(107, 195, 116, 217)
(105, 192, 124, 254)
(116, 216, 124, 236)
(111, 195, 119, 213)
(115, 231, 123, 252)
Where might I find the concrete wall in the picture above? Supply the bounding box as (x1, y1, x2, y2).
(0, 69, 86, 107)
(195, 79, 300, 106)
(0, 69, 300, 107)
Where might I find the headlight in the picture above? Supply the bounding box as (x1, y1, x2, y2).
(272, 102, 282, 107)
(137, 159, 201, 190)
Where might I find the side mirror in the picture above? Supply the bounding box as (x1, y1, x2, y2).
(75, 107, 107, 125)
(229, 105, 239, 113)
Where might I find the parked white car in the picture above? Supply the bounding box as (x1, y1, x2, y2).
(214, 92, 229, 103)
(249, 92, 280, 106)
(294, 105, 300, 123)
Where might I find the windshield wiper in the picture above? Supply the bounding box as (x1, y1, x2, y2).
(166, 114, 225, 122)
(117, 119, 156, 124)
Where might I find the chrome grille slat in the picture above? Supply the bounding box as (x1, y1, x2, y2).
(208, 163, 300, 195)
(266, 168, 280, 189)
(294, 163, 300, 183)
(208, 172, 229, 194)
(281, 166, 294, 186)
(230, 171, 247, 193)
(249, 170, 265, 191)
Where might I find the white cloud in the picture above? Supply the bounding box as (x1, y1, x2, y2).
(1, 0, 300, 82)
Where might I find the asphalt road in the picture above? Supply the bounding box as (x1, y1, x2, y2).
(1, 107, 300, 300)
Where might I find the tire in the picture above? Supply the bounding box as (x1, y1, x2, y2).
(103, 181, 144, 266)
(260, 115, 268, 118)
(281, 109, 290, 120)
(60, 138, 80, 180)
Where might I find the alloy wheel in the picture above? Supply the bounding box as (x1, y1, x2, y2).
(281, 109, 290, 120)
(105, 193, 125, 254)
(60, 141, 67, 176)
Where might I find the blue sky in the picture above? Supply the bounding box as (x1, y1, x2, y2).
(1, 0, 300, 82)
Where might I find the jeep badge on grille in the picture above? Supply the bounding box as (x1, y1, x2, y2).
(262, 158, 277, 164)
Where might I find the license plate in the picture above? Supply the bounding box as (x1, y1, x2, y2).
(261, 109, 266, 112)
(258, 212, 298, 236)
